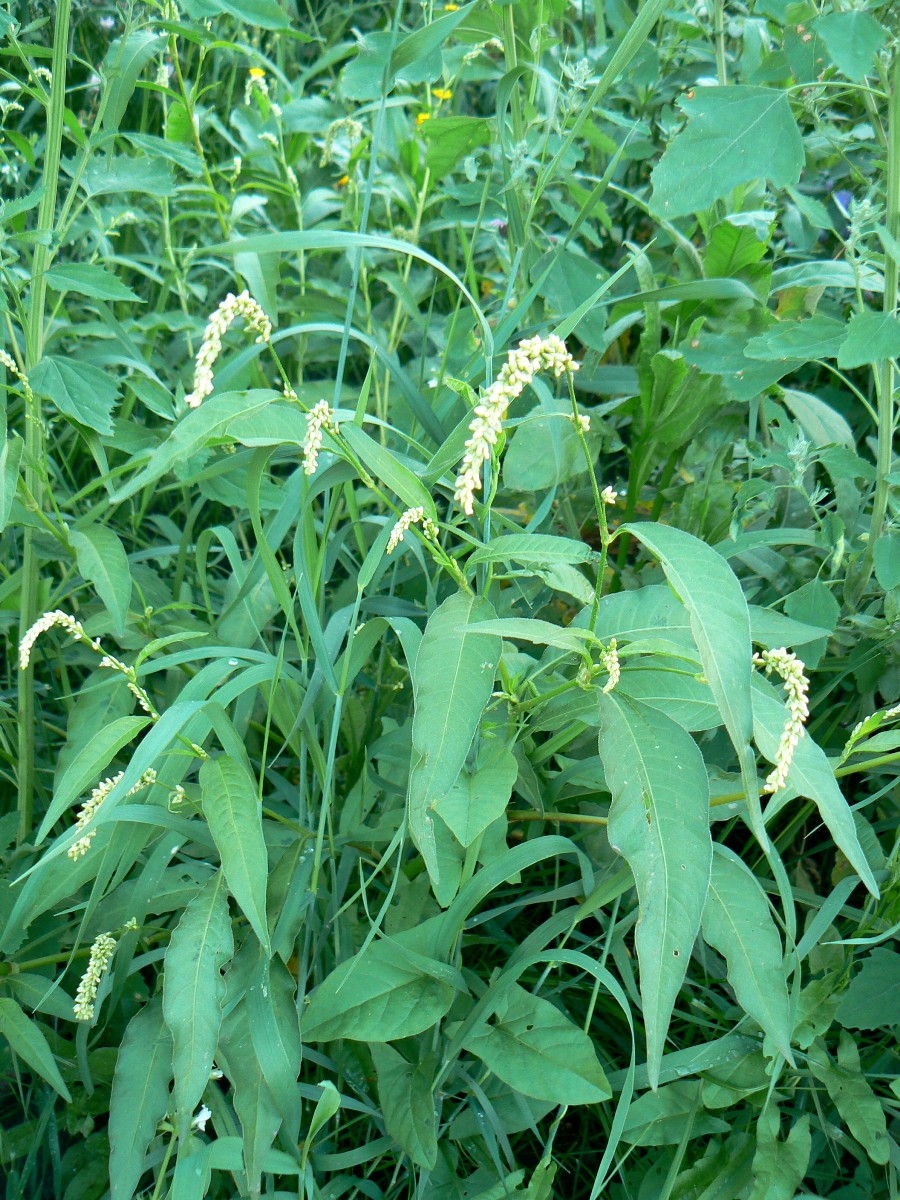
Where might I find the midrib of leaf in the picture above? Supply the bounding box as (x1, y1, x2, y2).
(172, 874, 226, 1106)
(694, 92, 785, 174)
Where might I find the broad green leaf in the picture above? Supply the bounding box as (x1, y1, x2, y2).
(874, 532, 900, 590)
(70, 526, 132, 635)
(163, 871, 234, 1137)
(408, 592, 500, 884)
(621, 1080, 729, 1145)
(749, 1109, 811, 1200)
(701, 847, 793, 1062)
(371, 1044, 438, 1169)
(651, 87, 803, 218)
(38, 715, 150, 843)
(597, 692, 712, 1088)
(423, 116, 492, 176)
(302, 939, 456, 1042)
(836, 949, 900, 1030)
(340, 423, 436, 520)
(200, 756, 270, 952)
(45, 262, 141, 302)
(623, 523, 757, 823)
(837, 310, 900, 368)
(109, 998, 173, 1200)
(808, 1033, 890, 1165)
(752, 677, 877, 895)
(219, 999, 282, 1196)
(462, 983, 610, 1105)
(619, 661, 719, 732)
(467, 534, 597, 570)
(433, 742, 518, 847)
(112, 391, 276, 502)
(813, 12, 887, 82)
(0, 436, 23, 533)
(80, 155, 176, 197)
(30, 355, 119, 435)
(744, 316, 846, 363)
(503, 397, 599, 490)
(0, 998, 71, 1100)
(181, 0, 290, 29)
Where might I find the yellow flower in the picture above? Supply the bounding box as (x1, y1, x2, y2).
(337, 174, 349, 187)
(444, 3, 460, 9)
(416, 111, 431, 126)
(249, 67, 265, 79)
(432, 87, 453, 101)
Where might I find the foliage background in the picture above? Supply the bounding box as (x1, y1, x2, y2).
(0, 0, 898, 1197)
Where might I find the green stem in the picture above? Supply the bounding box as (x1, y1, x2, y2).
(714, 0, 727, 86)
(17, 0, 71, 845)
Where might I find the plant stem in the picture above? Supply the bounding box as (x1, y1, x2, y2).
(714, 0, 727, 86)
(17, 0, 72, 845)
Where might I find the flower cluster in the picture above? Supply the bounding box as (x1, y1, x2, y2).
(73, 932, 118, 1021)
(19, 610, 99, 670)
(99, 651, 156, 715)
(1, 348, 34, 403)
(453, 334, 578, 515)
(185, 290, 272, 409)
(753, 647, 810, 793)
(386, 507, 439, 554)
(599, 638, 620, 694)
(302, 400, 338, 475)
(68, 769, 158, 861)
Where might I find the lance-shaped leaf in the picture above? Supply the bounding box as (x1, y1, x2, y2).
(200, 755, 271, 952)
(109, 998, 173, 1200)
(407, 592, 500, 885)
(219, 998, 283, 1196)
(597, 692, 712, 1089)
(0, 999, 71, 1101)
(302, 939, 457, 1043)
(701, 846, 793, 1063)
(163, 871, 234, 1137)
(462, 983, 610, 1105)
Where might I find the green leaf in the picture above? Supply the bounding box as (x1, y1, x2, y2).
(423, 116, 492, 176)
(744, 315, 846, 363)
(0, 998, 71, 1101)
(38, 715, 150, 843)
(163, 871, 234, 1137)
(182, 0, 290, 28)
(651, 86, 803, 218)
(749, 1109, 811, 1200)
(100, 29, 165, 134)
(390, 2, 477, 82)
(302, 939, 456, 1042)
(836, 949, 900, 1030)
(340, 423, 436, 521)
(622, 1080, 729, 1145)
(45, 262, 142, 302)
(874, 532, 900, 590)
(837, 310, 900, 368)
(465, 616, 594, 653)
(752, 677, 877, 895)
(813, 12, 887, 82)
(30, 355, 119, 435)
(597, 692, 712, 1088)
(219, 999, 282, 1196)
(247, 956, 302, 1137)
(0, 436, 23, 534)
(462, 983, 610, 1105)
(701, 846, 793, 1062)
(623, 523, 755, 805)
(371, 1044, 438, 1169)
(69, 526, 132, 635)
(433, 742, 518, 847)
(200, 756, 270, 953)
(503, 397, 599, 490)
(109, 998, 173, 1200)
(467, 534, 597, 570)
(808, 1033, 890, 1165)
(408, 592, 501, 886)
(80, 155, 176, 197)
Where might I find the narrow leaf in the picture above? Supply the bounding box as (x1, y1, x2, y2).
(109, 998, 173, 1200)
(0, 998, 71, 1100)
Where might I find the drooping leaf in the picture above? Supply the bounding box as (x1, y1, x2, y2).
(200, 756, 270, 952)
(219, 998, 283, 1196)
(701, 846, 793, 1062)
(109, 998, 173, 1200)
(651, 87, 803, 218)
(302, 939, 456, 1043)
(462, 983, 610, 1105)
(597, 692, 712, 1088)
(371, 1044, 438, 1169)
(70, 526, 133, 635)
(163, 871, 234, 1137)
(0, 436, 23, 534)
(100, 29, 166, 134)
(340, 422, 436, 520)
(0, 998, 71, 1100)
(407, 592, 501, 885)
(247, 955, 302, 1138)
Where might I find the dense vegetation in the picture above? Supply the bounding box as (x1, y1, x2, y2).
(0, 0, 898, 1196)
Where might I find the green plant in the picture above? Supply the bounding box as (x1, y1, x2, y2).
(0, 1, 898, 1198)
